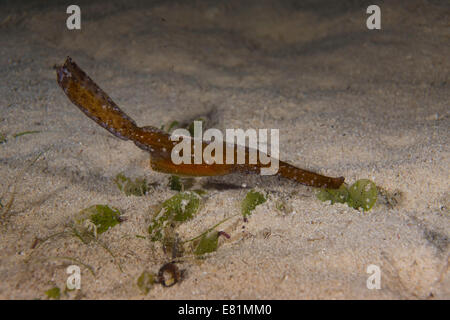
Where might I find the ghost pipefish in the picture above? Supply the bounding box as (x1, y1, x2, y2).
(56, 57, 344, 189)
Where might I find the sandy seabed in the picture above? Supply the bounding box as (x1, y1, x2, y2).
(0, 0, 448, 299)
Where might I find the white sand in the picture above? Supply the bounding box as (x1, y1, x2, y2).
(0, 0, 448, 299)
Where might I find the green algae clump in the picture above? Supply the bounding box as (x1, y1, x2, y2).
(45, 287, 61, 300)
(242, 190, 267, 217)
(77, 205, 122, 235)
(317, 179, 378, 212)
(194, 230, 220, 256)
(347, 179, 377, 211)
(148, 191, 200, 241)
(317, 184, 349, 204)
(137, 271, 156, 294)
(114, 173, 148, 196)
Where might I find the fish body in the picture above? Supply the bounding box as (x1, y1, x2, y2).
(56, 57, 344, 189)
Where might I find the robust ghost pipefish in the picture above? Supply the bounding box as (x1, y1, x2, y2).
(56, 57, 344, 189)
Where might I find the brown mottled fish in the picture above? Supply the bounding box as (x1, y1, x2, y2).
(56, 57, 344, 189)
